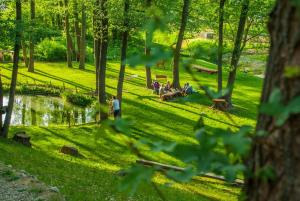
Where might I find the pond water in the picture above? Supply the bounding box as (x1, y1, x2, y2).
(2, 95, 96, 126)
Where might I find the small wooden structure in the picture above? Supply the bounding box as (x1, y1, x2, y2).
(155, 74, 168, 81)
(212, 99, 228, 111)
(0, 50, 14, 63)
(193, 65, 218, 75)
(13, 132, 32, 147)
(60, 145, 79, 157)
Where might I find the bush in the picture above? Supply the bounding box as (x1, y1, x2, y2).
(36, 38, 66, 61)
(64, 93, 95, 107)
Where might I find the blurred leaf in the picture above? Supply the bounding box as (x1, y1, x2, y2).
(166, 167, 196, 183)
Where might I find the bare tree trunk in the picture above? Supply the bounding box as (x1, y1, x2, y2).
(94, 39, 100, 94)
(28, 0, 35, 72)
(172, 0, 190, 89)
(224, 0, 249, 106)
(117, 0, 130, 117)
(0, 71, 3, 131)
(1, 0, 22, 138)
(64, 0, 73, 68)
(246, 1, 300, 200)
(79, 2, 86, 70)
(21, 41, 28, 68)
(145, 0, 152, 89)
(217, 0, 225, 93)
(93, 0, 101, 95)
(98, 0, 109, 121)
(73, 0, 81, 61)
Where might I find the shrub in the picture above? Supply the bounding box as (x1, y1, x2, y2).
(64, 93, 95, 107)
(36, 38, 66, 61)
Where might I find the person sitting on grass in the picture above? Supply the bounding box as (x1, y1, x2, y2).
(165, 81, 171, 92)
(152, 80, 160, 95)
(159, 84, 166, 98)
(184, 83, 193, 95)
(112, 96, 120, 119)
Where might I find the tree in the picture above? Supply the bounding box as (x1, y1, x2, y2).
(73, 0, 81, 61)
(1, 0, 22, 138)
(64, 0, 73, 68)
(246, 1, 300, 200)
(224, 0, 249, 106)
(28, 0, 35, 72)
(172, 0, 190, 89)
(117, 0, 130, 117)
(93, 0, 101, 94)
(217, 0, 225, 92)
(98, 0, 109, 121)
(145, 0, 152, 89)
(79, 1, 86, 69)
(0, 70, 3, 131)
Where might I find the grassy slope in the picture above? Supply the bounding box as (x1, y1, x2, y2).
(0, 60, 263, 200)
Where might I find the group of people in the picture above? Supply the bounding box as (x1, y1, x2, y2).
(152, 80, 193, 98)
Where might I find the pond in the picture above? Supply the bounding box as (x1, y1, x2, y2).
(1, 95, 96, 126)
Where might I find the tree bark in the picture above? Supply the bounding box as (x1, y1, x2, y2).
(224, 0, 249, 106)
(98, 0, 109, 121)
(21, 41, 28, 68)
(117, 0, 130, 117)
(28, 0, 35, 72)
(217, 0, 225, 93)
(246, 1, 300, 200)
(0, 71, 3, 131)
(172, 0, 190, 89)
(73, 0, 81, 61)
(64, 0, 73, 68)
(145, 0, 152, 89)
(79, 2, 86, 70)
(1, 0, 22, 138)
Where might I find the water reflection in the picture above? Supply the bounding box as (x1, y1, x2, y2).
(1, 95, 95, 126)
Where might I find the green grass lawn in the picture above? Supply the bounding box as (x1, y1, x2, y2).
(0, 60, 263, 200)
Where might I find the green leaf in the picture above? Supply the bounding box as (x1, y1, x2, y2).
(166, 167, 196, 183)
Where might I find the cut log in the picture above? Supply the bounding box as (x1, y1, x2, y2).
(13, 132, 31, 147)
(193, 65, 218, 74)
(136, 159, 244, 186)
(212, 99, 228, 111)
(60, 145, 79, 157)
(155, 75, 168, 80)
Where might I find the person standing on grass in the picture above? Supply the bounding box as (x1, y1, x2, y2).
(112, 96, 120, 119)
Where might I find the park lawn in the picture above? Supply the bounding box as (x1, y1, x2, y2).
(0, 60, 263, 200)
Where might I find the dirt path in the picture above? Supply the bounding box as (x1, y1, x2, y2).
(0, 163, 65, 201)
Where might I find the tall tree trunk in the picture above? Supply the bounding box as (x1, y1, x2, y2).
(246, 1, 300, 200)
(79, 2, 86, 70)
(217, 0, 225, 93)
(73, 0, 81, 61)
(224, 0, 249, 106)
(145, 0, 152, 89)
(117, 0, 130, 117)
(1, 0, 22, 138)
(93, 0, 101, 95)
(28, 0, 35, 72)
(172, 0, 190, 89)
(98, 0, 109, 121)
(65, 0, 73, 68)
(21, 41, 28, 68)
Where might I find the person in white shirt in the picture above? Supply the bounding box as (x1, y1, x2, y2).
(112, 96, 120, 119)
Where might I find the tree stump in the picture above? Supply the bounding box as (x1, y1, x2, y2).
(60, 145, 79, 157)
(212, 99, 228, 111)
(13, 132, 32, 147)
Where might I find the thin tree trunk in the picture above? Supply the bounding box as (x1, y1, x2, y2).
(98, 0, 109, 121)
(65, 0, 73, 68)
(172, 0, 190, 89)
(93, 0, 101, 95)
(28, 0, 35, 72)
(217, 0, 225, 93)
(117, 0, 130, 117)
(21, 41, 28, 68)
(145, 0, 152, 89)
(79, 2, 86, 70)
(246, 1, 300, 200)
(73, 0, 81, 61)
(1, 0, 22, 138)
(224, 0, 249, 106)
